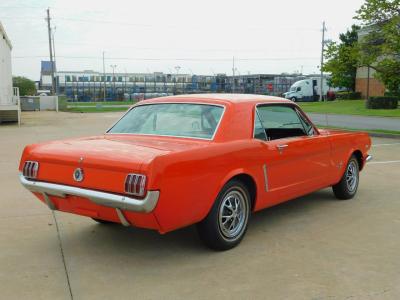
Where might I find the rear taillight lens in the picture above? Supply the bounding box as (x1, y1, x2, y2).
(125, 174, 146, 197)
(23, 161, 39, 179)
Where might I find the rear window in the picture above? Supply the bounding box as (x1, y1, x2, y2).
(108, 103, 224, 140)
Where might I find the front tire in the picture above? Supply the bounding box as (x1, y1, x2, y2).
(197, 180, 251, 251)
(291, 97, 297, 102)
(332, 155, 359, 200)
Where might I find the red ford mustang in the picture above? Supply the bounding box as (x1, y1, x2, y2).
(19, 94, 372, 250)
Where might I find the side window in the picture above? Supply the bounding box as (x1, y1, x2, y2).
(256, 105, 307, 140)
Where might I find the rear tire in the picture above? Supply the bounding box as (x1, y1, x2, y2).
(332, 155, 359, 200)
(197, 180, 251, 251)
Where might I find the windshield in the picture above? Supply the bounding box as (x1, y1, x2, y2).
(108, 103, 224, 139)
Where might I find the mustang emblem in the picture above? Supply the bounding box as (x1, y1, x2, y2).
(73, 168, 84, 182)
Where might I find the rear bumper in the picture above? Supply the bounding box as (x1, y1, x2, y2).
(366, 155, 373, 162)
(19, 174, 159, 215)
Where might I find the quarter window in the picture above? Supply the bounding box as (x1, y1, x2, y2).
(297, 109, 314, 136)
(254, 111, 267, 140)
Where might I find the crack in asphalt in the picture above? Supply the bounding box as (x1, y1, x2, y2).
(52, 211, 74, 300)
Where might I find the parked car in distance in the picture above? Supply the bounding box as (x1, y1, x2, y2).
(19, 94, 372, 250)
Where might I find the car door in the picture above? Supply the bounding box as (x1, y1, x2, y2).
(255, 104, 332, 205)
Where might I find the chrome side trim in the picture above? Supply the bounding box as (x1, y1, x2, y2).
(366, 155, 373, 162)
(262, 164, 269, 192)
(19, 174, 159, 213)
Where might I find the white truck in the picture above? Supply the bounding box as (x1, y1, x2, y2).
(284, 77, 334, 102)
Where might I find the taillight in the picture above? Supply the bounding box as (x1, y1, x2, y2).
(23, 161, 39, 179)
(125, 174, 146, 197)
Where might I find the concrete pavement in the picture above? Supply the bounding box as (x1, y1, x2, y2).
(1, 111, 400, 299)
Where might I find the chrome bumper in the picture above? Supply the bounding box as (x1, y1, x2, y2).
(19, 174, 159, 214)
(366, 155, 373, 162)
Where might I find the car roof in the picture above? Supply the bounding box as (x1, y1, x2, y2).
(140, 93, 292, 105)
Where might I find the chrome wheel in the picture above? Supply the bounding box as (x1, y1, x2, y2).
(346, 160, 358, 193)
(218, 189, 248, 240)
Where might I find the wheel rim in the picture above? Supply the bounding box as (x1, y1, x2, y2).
(346, 160, 358, 193)
(218, 189, 247, 240)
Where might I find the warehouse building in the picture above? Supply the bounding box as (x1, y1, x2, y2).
(0, 22, 20, 123)
(39, 61, 306, 101)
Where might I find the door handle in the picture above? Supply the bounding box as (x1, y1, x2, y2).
(277, 144, 288, 154)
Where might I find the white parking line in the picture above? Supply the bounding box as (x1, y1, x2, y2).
(373, 143, 400, 147)
(369, 160, 400, 164)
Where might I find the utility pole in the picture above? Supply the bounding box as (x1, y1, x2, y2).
(366, 66, 370, 101)
(46, 8, 55, 95)
(320, 21, 326, 102)
(232, 56, 236, 93)
(174, 66, 180, 95)
(51, 26, 57, 94)
(124, 68, 127, 99)
(110, 64, 117, 100)
(102, 52, 106, 101)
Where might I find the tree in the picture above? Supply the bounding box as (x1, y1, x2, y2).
(355, 0, 400, 95)
(13, 76, 36, 96)
(323, 25, 360, 91)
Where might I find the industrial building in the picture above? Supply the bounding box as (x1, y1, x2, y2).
(355, 26, 386, 98)
(0, 22, 20, 123)
(39, 62, 306, 101)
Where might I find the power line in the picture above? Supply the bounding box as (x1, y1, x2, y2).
(12, 55, 319, 61)
(0, 5, 44, 9)
(54, 16, 320, 32)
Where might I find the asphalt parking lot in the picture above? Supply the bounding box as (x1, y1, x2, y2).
(1, 111, 399, 300)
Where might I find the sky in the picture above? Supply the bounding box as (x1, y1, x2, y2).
(0, 0, 366, 80)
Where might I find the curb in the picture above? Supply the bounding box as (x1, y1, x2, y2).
(367, 132, 400, 139)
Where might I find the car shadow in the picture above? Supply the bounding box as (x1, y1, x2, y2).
(60, 188, 338, 257)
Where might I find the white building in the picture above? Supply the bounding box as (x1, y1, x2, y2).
(0, 21, 20, 124)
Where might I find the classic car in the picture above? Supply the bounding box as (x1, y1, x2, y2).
(19, 94, 372, 250)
